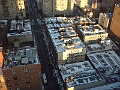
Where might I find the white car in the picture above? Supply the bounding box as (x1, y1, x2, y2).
(42, 73, 47, 83)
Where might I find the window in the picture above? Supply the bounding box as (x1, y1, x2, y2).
(5, 77, 10, 82)
(26, 80, 29, 84)
(12, 70, 16, 74)
(16, 88, 20, 90)
(27, 85, 31, 89)
(13, 76, 17, 80)
(24, 68, 28, 72)
(25, 74, 29, 78)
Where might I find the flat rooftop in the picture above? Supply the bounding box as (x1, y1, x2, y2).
(71, 17, 94, 24)
(45, 16, 95, 26)
(7, 31, 32, 37)
(45, 17, 85, 53)
(77, 24, 107, 35)
(10, 19, 31, 31)
(86, 38, 113, 52)
(45, 17, 72, 28)
(49, 27, 85, 53)
(87, 50, 120, 76)
(3, 46, 39, 69)
(58, 61, 103, 88)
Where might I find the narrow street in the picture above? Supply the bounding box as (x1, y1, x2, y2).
(26, 0, 63, 90)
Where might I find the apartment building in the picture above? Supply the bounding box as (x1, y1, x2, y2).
(59, 61, 105, 90)
(109, 4, 120, 47)
(101, 0, 120, 12)
(53, 0, 74, 16)
(42, 0, 53, 16)
(75, 0, 88, 8)
(77, 24, 108, 43)
(42, 0, 74, 17)
(45, 17, 86, 65)
(0, 46, 42, 90)
(87, 50, 120, 82)
(86, 38, 114, 54)
(7, 20, 33, 46)
(0, 0, 26, 19)
(98, 13, 111, 28)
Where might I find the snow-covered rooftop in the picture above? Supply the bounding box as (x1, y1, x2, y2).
(77, 24, 107, 35)
(58, 61, 103, 88)
(87, 50, 120, 76)
(7, 31, 32, 37)
(45, 17, 94, 25)
(86, 38, 114, 53)
(45, 17, 85, 53)
(49, 27, 85, 53)
(10, 19, 31, 31)
(3, 47, 39, 69)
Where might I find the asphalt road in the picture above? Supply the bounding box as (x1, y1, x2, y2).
(26, 0, 61, 90)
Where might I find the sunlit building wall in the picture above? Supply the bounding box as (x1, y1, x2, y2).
(0, 47, 7, 90)
(0, 0, 26, 19)
(76, 0, 88, 8)
(109, 4, 120, 47)
(53, 0, 68, 15)
(43, 0, 74, 16)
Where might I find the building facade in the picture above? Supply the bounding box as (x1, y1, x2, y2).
(75, 0, 88, 8)
(7, 20, 33, 46)
(42, 0, 53, 16)
(109, 4, 120, 47)
(0, 0, 26, 19)
(98, 13, 110, 28)
(101, 0, 120, 12)
(0, 47, 42, 90)
(77, 24, 108, 43)
(59, 61, 105, 90)
(42, 0, 74, 17)
(44, 17, 86, 65)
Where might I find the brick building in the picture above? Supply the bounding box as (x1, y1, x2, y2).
(0, 20, 8, 47)
(0, 47, 42, 90)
